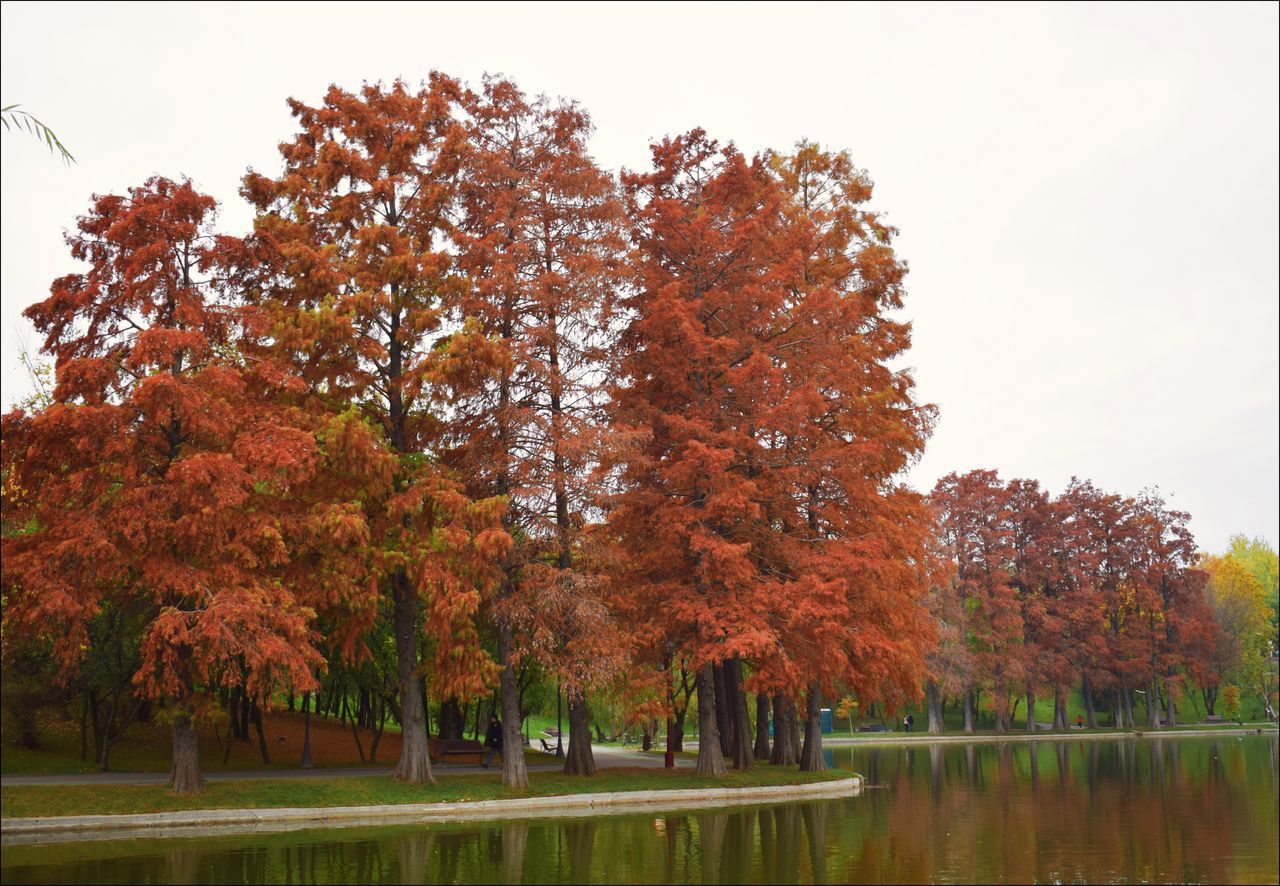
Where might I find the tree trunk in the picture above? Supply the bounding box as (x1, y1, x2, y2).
(392, 571, 433, 784)
(1052, 687, 1068, 731)
(564, 695, 596, 776)
(498, 625, 529, 789)
(769, 695, 797, 765)
(369, 696, 387, 763)
(671, 707, 686, 753)
(727, 656, 753, 770)
(1026, 680, 1036, 733)
(694, 664, 727, 776)
(712, 663, 734, 758)
(437, 697, 465, 740)
(1165, 676, 1178, 727)
(251, 702, 271, 764)
(926, 680, 945, 734)
(1148, 675, 1161, 729)
(170, 714, 204, 796)
(963, 686, 975, 733)
(1083, 673, 1098, 728)
(301, 691, 313, 768)
(799, 684, 826, 773)
(753, 694, 772, 760)
(80, 691, 90, 761)
(239, 685, 251, 739)
(1203, 685, 1217, 716)
(344, 693, 366, 764)
(222, 702, 236, 765)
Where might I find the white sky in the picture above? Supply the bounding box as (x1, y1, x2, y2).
(2, 1, 1276, 553)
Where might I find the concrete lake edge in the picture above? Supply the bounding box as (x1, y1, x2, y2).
(0, 775, 862, 843)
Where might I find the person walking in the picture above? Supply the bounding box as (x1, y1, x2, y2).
(904, 713, 914, 733)
(482, 714, 503, 769)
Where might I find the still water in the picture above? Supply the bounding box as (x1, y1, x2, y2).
(2, 735, 1276, 884)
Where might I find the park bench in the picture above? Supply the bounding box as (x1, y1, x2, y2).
(429, 738, 486, 766)
(1204, 714, 1225, 724)
(539, 738, 558, 753)
(858, 723, 890, 732)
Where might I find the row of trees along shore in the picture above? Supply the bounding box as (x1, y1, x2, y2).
(2, 75, 1275, 795)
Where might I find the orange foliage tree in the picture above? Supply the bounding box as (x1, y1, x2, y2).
(609, 132, 934, 775)
(235, 79, 510, 785)
(443, 77, 624, 785)
(1, 178, 329, 794)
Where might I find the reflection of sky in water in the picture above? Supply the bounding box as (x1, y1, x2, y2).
(3, 735, 1277, 884)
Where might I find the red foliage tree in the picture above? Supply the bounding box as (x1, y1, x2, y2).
(762, 143, 935, 767)
(930, 470, 1025, 732)
(610, 133, 934, 774)
(608, 131, 800, 776)
(236, 79, 510, 784)
(2, 178, 325, 794)
(443, 77, 624, 785)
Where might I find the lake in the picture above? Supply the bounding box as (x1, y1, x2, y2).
(2, 734, 1276, 884)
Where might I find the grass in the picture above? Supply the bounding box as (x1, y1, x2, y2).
(0, 764, 854, 819)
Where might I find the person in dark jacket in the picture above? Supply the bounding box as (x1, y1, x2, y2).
(482, 715, 503, 769)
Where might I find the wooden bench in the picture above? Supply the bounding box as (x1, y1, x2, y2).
(539, 738, 558, 753)
(429, 738, 486, 766)
(1204, 714, 1225, 724)
(858, 723, 889, 732)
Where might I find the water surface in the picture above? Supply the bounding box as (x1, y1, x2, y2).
(2, 734, 1276, 884)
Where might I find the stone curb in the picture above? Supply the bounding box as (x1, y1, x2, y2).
(1, 776, 861, 838)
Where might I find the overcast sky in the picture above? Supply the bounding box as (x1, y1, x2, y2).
(2, 1, 1276, 552)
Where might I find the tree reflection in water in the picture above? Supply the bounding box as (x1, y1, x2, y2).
(1, 736, 1275, 884)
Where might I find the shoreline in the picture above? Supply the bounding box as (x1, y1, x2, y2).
(0, 775, 860, 844)
(818, 725, 1277, 748)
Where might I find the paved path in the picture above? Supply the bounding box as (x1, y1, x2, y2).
(0, 746, 684, 787)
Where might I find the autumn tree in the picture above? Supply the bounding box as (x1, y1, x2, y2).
(930, 470, 1024, 731)
(1199, 554, 1269, 715)
(610, 134, 933, 775)
(440, 77, 624, 787)
(237, 79, 510, 785)
(762, 142, 935, 768)
(609, 131, 796, 776)
(1, 178, 326, 794)
(1224, 534, 1279, 652)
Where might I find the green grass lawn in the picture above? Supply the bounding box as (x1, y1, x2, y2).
(0, 765, 854, 819)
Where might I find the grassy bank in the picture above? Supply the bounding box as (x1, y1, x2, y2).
(0, 765, 853, 819)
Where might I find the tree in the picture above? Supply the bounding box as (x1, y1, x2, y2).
(763, 143, 935, 768)
(235, 78, 510, 784)
(2, 178, 325, 793)
(1200, 554, 1271, 716)
(930, 471, 1024, 732)
(610, 134, 933, 775)
(1224, 535, 1279, 651)
(609, 130, 797, 776)
(443, 76, 624, 787)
